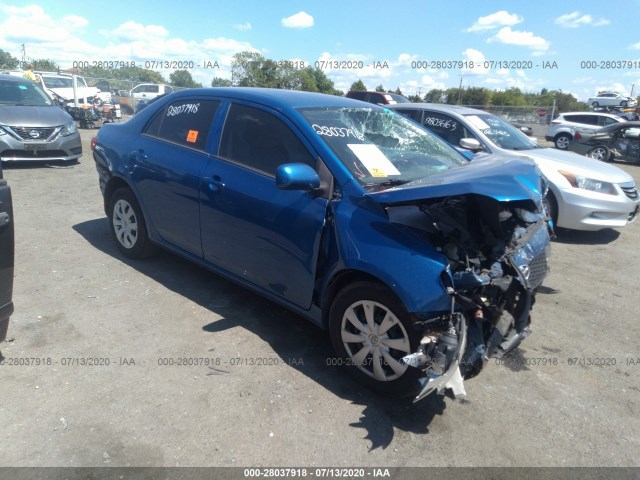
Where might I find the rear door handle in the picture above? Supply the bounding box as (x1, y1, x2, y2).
(203, 176, 225, 192)
(0, 212, 9, 227)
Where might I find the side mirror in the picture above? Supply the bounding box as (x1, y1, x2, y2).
(276, 163, 320, 191)
(459, 138, 482, 151)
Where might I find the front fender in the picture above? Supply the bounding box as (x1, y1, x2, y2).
(319, 194, 451, 316)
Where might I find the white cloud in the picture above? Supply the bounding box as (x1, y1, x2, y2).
(488, 27, 550, 53)
(630, 42, 640, 50)
(466, 11, 522, 32)
(281, 11, 314, 29)
(233, 22, 252, 31)
(110, 21, 169, 41)
(461, 48, 488, 75)
(554, 11, 610, 28)
(0, 4, 88, 43)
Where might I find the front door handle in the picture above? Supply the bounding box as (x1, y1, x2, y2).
(129, 150, 148, 162)
(203, 176, 225, 192)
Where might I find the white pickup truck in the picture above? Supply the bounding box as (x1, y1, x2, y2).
(35, 72, 111, 105)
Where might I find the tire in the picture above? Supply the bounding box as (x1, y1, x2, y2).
(587, 146, 610, 162)
(591, 101, 599, 108)
(554, 133, 571, 150)
(329, 282, 422, 397)
(621, 101, 628, 107)
(108, 187, 156, 259)
(93, 98, 103, 107)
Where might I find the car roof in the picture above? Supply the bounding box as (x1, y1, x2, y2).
(559, 111, 622, 119)
(388, 103, 486, 115)
(169, 87, 375, 109)
(0, 74, 32, 85)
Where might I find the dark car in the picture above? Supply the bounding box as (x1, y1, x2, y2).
(0, 161, 14, 351)
(92, 87, 550, 401)
(346, 90, 410, 105)
(568, 121, 640, 163)
(0, 74, 82, 163)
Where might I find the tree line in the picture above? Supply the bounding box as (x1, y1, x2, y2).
(4, 48, 631, 111)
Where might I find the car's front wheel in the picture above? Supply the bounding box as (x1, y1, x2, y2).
(329, 282, 421, 397)
(587, 146, 610, 162)
(108, 187, 156, 259)
(554, 133, 571, 150)
(591, 101, 599, 108)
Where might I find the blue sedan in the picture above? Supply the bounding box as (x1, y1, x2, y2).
(92, 88, 550, 401)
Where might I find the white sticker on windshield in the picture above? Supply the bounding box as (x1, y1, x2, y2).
(347, 144, 401, 178)
(466, 115, 490, 130)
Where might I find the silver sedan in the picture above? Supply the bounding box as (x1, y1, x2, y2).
(389, 103, 640, 231)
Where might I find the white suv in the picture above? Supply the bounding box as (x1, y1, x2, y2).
(545, 112, 624, 149)
(587, 92, 637, 108)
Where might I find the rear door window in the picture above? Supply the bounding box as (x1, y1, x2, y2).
(143, 99, 219, 151)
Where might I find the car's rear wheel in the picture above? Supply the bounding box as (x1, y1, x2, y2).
(329, 282, 421, 397)
(554, 133, 571, 150)
(621, 101, 628, 107)
(587, 146, 610, 162)
(108, 187, 156, 259)
(591, 101, 599, 108)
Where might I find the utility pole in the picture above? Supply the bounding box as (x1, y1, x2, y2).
(457, 76, 463, 105)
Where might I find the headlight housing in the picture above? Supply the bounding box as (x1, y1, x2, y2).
(559, 170, 617, 196)
(60, 121, 77, 136)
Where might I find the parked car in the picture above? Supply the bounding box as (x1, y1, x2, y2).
(129, 83, 174, 100)
(92, 87, 551, 401)
(587, 92, 637, 108)
(389, 103, 640, 231)
(545, 112, 624, 150)
(0, 75, 82, 163)
(568, 121, 640, 163)
(0, 161, 14, 351)
(35, 71, 109, 105)
(346, 90, 410, 105)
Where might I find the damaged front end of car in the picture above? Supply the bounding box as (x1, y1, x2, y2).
(386, 185, 552, 402)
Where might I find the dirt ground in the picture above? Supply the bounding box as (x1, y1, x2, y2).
(0, 126, 639, 468)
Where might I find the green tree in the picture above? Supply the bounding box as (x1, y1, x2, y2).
(393, 87, 403, 96)
(407, 94, 422, 103)
(423, 89, 445, 103)
(375, 84, 386, 92)
(349, 79, 367, 91)
(0, 49, 19, 69)
(169, 69, 201, 88)
(491, 87, 528, 106)
(211, 77, 232, 87)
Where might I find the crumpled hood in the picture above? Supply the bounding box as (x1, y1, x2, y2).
(0, 104, 72, 127)
(513, 146, 633, 184)
(366, 155, 542, 205)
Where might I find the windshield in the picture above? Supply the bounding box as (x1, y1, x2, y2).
(0, 79, 52, 106)
(464, 113, 539, 151)
(299, 107, 468, 189)
(41, 76, 87, 88)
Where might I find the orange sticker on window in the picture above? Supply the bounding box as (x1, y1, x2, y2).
(186, 130, 199, 143)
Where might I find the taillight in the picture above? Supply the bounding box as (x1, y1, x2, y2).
(90, 136, 97, 151)
(551, 121, 560, 125)
(574, 132, 582, 140)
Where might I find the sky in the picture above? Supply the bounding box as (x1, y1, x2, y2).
(1, 0, 639, 101)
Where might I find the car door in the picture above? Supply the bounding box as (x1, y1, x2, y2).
(0, 164, 14, 342)
(130, 98, 221, 256)
(200, 102, 329, 309)
(610, 127, 640, 163)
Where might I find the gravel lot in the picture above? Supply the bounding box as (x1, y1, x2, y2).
(1, 126, 639, 468)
